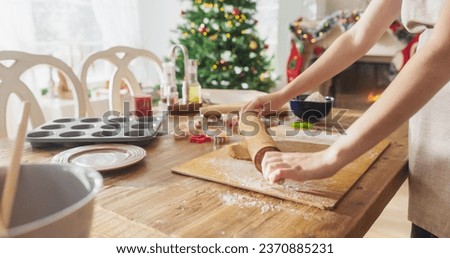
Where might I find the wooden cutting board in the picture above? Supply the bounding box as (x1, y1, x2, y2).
(172, 139, 390, 210)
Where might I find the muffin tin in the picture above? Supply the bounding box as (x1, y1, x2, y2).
(26, 116, 163, 148)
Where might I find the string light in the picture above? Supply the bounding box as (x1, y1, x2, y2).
(226, 33, 231, 38)
(212, 64, 218, 70)
(290, 10, 363, 44)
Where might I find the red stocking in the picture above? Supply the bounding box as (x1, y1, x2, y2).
(286, 39, 303, 83)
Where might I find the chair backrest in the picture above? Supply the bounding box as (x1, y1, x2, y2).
(80, 46, 164, 113)
(0, 51, 91, 138)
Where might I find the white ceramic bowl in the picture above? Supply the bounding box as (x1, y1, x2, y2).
(0, 164, 102, 237)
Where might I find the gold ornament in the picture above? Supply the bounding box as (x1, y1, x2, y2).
(259, 72, 269, 82)
(249, 40, 258, 50)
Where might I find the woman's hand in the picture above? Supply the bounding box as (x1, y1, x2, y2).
(261, 149, 341, 184)
(241, 91, 290, 116)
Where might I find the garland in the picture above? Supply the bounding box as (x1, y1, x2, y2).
(289, 10, 362, 44)
(289, 10, 415, 44)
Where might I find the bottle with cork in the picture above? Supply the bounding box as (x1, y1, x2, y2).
(187, 59, 202, 104)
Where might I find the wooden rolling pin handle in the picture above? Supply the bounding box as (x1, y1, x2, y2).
(254, 146, 280, 173)
(239, 111, 280, 173)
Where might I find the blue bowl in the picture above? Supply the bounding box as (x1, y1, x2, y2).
(290, 94, 334, 123)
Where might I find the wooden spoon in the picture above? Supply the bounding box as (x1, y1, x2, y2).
(0, 101, 31, 232)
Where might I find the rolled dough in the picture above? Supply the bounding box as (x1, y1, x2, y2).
(228, 142, 251, 161)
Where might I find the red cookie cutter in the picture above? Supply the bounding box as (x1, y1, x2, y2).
(189, 134, 212, 144)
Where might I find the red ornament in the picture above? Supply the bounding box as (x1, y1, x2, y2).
(198, 24, 207, 33)
(264, 44, 269, 50)
(313, 46, 324, 56)
(232, 8, 241, 16)
(180, 10, 186, 16)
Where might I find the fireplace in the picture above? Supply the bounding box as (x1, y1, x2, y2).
(329, 61, 395, 111)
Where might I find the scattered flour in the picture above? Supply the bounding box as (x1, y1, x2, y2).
(219, 191, 282, 214)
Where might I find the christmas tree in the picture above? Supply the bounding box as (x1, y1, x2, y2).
(173, 0, 276, 92)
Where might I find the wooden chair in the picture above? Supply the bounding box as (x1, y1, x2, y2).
(80, 46, 164, 113)
(0, 51, 91, 138)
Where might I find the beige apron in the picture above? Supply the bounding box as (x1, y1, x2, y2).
(402, 0, 450, 237)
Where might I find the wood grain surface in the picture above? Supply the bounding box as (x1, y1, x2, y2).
(0, 109, 409, 237)
(173, 139, 390, 210)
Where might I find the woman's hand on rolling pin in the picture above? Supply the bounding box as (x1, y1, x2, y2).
(241, 91, 289, 116)
(261, 149, 341, 184)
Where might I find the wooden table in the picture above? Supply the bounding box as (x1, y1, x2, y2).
(0, 109, 408, 237)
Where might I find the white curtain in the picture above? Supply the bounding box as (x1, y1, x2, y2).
(91, 0, 160, 87)
(0, 0, 38, 138)
(92, 0, 142, 48)
(0, 0, 37, 51)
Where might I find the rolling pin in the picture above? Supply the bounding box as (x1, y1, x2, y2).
(239, 111, 280, 172)
(200, 103, 290, 118)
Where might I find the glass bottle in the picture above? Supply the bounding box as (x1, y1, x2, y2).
(160, 62, 178, 108)
(187, 59, 202, 104)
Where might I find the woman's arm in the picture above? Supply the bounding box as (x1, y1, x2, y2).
(242, 0, 402, 113)
(325, 0, 450, 174)
(262, 1, 450, 183)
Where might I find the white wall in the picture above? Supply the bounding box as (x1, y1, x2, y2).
(138, 0, 184, 60)
(327, 0, 371, 13)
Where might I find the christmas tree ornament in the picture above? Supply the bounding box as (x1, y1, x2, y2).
(198, 23, 207, 33)
(249, 40, 258, 50)
(232, 8, 241, 16)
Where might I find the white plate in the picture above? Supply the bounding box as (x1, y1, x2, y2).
(52, 144, 146, 172)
